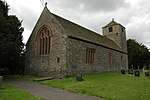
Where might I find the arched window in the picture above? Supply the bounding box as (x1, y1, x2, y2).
(37, 26, 51, 56)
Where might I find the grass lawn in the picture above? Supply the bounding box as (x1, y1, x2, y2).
(39, 72, 150, 100)
(0, 84, 42, 100)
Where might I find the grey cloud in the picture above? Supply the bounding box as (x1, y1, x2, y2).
(9, 6, 40, 31)
(80, 0, 130, 12)
(126, 13, 150, 47)
(48, 0, 130, 13)
(47, 0, 131, 31)
(7, 0, 150, 47)
(47, 0, 131, 34)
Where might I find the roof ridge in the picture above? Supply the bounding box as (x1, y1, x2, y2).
(52, 13, 125, 53)
(103, 20, 119, 28)
(52, 13, 102, 36)
(28, 6, 125, 53)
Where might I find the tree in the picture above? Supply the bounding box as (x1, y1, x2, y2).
(127, 39, 150, 69)
(0, 0, 24, 74)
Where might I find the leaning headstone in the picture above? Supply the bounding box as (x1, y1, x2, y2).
(134, 71, 140, 77)
(76, 73, 83, 82)
(0, 76, 3, 89)
(121, 69, 125, 75)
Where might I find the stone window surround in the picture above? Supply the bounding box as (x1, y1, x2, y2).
(86, 48, 96, 64)
(108, 27, 113, 32)
(109, 52, 112, 64)
(36, 25, 52, 56)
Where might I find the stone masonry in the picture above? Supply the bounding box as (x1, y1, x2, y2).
(66, 37, 128, 75)
(25, 6, 128, 77)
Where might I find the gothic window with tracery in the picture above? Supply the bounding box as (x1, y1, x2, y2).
(37, 26, 51, 56)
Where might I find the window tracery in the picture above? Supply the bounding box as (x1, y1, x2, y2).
(37, 26, 51, 55)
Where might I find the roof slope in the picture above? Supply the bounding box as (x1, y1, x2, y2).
(103, 19, 124, 28)
(32, 7, 125, 53)
(53, 14, 126, 53)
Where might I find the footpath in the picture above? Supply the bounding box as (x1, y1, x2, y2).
(6, 80, 102, 100)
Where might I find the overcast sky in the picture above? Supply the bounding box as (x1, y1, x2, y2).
(5, 0, 150, 48)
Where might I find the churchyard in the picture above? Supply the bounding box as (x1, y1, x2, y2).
(39, 72, 150, 100)
(1, 71, 150, 100)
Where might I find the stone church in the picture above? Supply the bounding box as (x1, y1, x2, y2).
(25, 6, 128, 77)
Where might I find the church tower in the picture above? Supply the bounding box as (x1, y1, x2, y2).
(102, 19, 127, 52)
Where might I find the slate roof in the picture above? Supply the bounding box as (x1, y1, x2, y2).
(38, 7, 126, 53)
(53, 14, 126, 53)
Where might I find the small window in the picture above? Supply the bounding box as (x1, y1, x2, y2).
(122, 27, 124, 32)
(116, 33, 118, 37)
(86, 48, 96, 64)
(109, 52, 112, 64)
(121, 55, 123, 61)
(57, 57, 60, 63)
(109, 27, 113, 32)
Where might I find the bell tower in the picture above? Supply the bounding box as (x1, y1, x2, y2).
(102, 19, 127, 52)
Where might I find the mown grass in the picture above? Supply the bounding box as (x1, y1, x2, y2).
(39, 72, 150, 100)
(0, 84, 43, 100)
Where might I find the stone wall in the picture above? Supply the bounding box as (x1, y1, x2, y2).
(66, 37, 128, 75)
(25, 7, 67, 77)
(25, 7, 128, 77)
(103, 24, 127, 52)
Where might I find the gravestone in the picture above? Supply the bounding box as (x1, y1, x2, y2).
(134, 71, 140, 77)
(143, 66, 149, 77)
(144, 70, 149, 77)
(121, 69, 125, 75)
(128, 69, 133, 75)
(145, 72, 149, 77)
(76, 73, 83, 82)
(0, 76, 3, 88)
